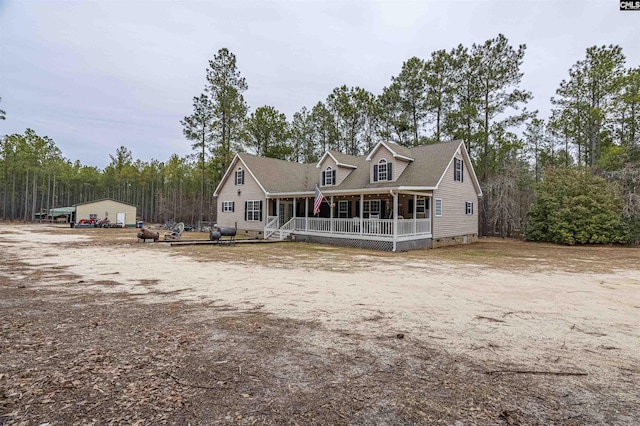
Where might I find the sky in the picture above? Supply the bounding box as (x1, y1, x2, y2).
(1, 0, 638, 170)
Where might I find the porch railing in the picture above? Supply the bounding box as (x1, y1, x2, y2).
(279, 217, 296, 240)
(264, 215, 279, 239)
(286, 217, 431, 238)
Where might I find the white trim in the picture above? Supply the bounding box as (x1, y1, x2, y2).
(434, 141, 483, 197)
(246, 200, 261, 221)
(263, 188, 434, 198)
(316, 151, 358, 169)
(213, 154, 268, 197)
(235, 167, 244, 185)
(435, 198, 443, 217)
(465, 201, 474, 215)
(365, 141, 414, 162)
(377, 158, 389, 182)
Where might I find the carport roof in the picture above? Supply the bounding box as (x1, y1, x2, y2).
(49, 207, 75, 216)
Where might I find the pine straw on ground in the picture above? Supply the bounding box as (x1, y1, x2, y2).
(1, 259, 637, 425)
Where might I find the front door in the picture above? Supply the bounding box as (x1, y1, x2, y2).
(278, 201, 293, 225)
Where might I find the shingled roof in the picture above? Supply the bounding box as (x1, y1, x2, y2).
(215, 140, 480, 196)
(237, 154, 317, 193)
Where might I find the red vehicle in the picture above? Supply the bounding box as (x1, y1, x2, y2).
(96, 218, 110, 228)
(78, 218, 97, 226)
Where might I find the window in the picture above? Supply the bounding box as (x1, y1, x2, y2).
(435, 199, 442, 217)
(465, 202, 474, 215)
(373, 159, 393, 182)
(363, 200, 381, 218)
(245, 200, 262, 221)
(222, 201, 234, 213)
(454, 158, 463, 182)
(338, 201, 349, 218)
(416, 199, 426, 214)
(323, 166, 336, 186)
(235, 168, 245, 185)
(89, 213, 98, 220)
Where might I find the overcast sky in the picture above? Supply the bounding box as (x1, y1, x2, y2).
(1, 0, 638, 169)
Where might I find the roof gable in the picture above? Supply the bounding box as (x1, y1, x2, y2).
(316, 151, 358, 169)
(73, 198, 137, 208)
(213, 140, 481, 197)
(434, 141, 483, 197)
(214, 153, 316, 196)
(365, 141, 414, 162)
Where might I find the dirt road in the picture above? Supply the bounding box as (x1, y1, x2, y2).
(1, 224, 639, 424)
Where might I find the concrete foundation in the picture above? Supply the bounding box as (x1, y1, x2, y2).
(431, 233, 478, 248)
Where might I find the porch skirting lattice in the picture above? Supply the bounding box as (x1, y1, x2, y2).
(292, 233, 433, 252)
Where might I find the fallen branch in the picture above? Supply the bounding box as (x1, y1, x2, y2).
(486, 369, 587, 376)
(475, 315, 505, 323)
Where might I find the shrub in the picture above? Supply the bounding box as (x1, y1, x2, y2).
(526, 168, 629, 245)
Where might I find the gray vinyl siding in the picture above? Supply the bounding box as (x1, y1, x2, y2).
(317, 157, 352, 186)
(75, 200, 137, 226)
(432, 154, 478, 238)
(369, 146, 410, 183)
(216, 159, 266, 231)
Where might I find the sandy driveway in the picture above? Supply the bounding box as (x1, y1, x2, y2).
(3, 224, 638, 382)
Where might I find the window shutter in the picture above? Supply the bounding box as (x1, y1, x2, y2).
(408, 199, 414, 213)
(461, 162, 464, 182)
(373, 165, 378, 182)
(321, 171, 326, 186)
(388, 163, 393, 180)
(259, 201, 263, 221)
(241, 170, 245, 184)
(231, 202, 235, 213)
(332, 170, 336, 184)
(453, 159, 457, 180)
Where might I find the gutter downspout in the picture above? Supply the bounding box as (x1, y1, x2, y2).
(390, 189, 398, 252)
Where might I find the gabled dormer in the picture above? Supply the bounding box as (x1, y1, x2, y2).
(316, 151, 358, 187)
(365, 141, 414, 184)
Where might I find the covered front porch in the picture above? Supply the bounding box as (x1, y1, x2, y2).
(264, 190, 433, 252)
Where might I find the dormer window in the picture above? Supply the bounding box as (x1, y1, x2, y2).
(235, 167, 245, 185)
(322, 166, 336, 186)
(373, 158, 393, 182)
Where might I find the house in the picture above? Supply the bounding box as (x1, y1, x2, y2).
(74, 198, 137, 227)
(213, 140, 482, 251)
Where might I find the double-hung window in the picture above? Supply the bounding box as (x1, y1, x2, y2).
(363, 200, 381, 218)
(245, 200, 262, 221)
(454, 158, 463, 182)
(323, 167, 336, 186)
(435, 199, 443, 217)
(373, 159, 392, 182)
(222, 201, 234, 213)
(235, 168, 245, 185)
(338, 201, 349, 218)
(465, 201, 474, 215)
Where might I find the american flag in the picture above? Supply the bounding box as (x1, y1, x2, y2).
(313, 186, 324, 215)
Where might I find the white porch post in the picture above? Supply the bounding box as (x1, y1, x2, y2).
(393, 192, 398, 252)
(330, 195, 334, 233)
(276, 198, 280, 228)
(359, 194, 364, 235)
(413, 195, 417, 234)
(293, 197, 297, 226)
(305, 197, 308, 231)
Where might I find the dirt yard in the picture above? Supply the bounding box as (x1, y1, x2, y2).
(1, 224, 639, 425)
